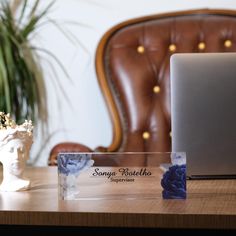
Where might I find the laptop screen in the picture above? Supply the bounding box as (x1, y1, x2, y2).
(170, 53, 236, 179)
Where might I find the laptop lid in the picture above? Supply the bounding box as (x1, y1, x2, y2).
(170, 53, 236, 179)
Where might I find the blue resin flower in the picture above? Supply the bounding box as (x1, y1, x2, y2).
(58, 153, 94, 176)
(161, 164, 186, 199)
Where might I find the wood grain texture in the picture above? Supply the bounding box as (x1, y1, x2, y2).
(0, 167, 236, 229)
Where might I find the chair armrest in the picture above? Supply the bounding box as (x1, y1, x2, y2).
(48, 142, 92, 166)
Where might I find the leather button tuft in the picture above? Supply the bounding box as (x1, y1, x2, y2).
(142, 132, 150, 140)
(137, 45, 145, 54)
(153, 85, 161, 93)
(169, 44, 176, 52)
(198, 42, 205, 50)
(224, 40, 232, 48)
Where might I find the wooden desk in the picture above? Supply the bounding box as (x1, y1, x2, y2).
(0, 167, 235, 229)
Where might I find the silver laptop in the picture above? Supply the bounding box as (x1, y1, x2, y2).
(170, 53, 236, 179)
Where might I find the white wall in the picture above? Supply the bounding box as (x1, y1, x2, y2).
(30, 0, 236, 166)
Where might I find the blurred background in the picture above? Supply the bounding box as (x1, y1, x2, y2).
(3, 0, 235, 166)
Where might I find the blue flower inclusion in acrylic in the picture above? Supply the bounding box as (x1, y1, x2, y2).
(58, 153, 94, 176)
(161, 164, 186, 199)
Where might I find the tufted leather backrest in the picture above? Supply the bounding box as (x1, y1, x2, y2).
(95, 9, 236, 165)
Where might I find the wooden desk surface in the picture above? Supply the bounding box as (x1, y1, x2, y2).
(0, 167, 236, 229)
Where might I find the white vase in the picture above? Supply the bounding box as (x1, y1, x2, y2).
(0, 123, 33, 192)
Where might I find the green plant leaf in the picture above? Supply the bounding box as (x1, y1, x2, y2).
(21, 0, 55, 38)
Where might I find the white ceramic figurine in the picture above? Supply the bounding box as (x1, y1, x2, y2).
(0, 112, 33, 191)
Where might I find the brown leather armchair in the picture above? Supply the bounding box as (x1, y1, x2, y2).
(48, 8, 236, 166)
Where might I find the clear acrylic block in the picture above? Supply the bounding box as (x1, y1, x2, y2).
(58, 152, 186, 200)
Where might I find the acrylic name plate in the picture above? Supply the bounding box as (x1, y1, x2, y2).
(58, 152, 186, 200)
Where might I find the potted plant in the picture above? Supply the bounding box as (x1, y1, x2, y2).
(0, 0, 68, 133)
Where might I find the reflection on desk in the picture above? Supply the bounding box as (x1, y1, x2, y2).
(0, 166, 236, 229)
